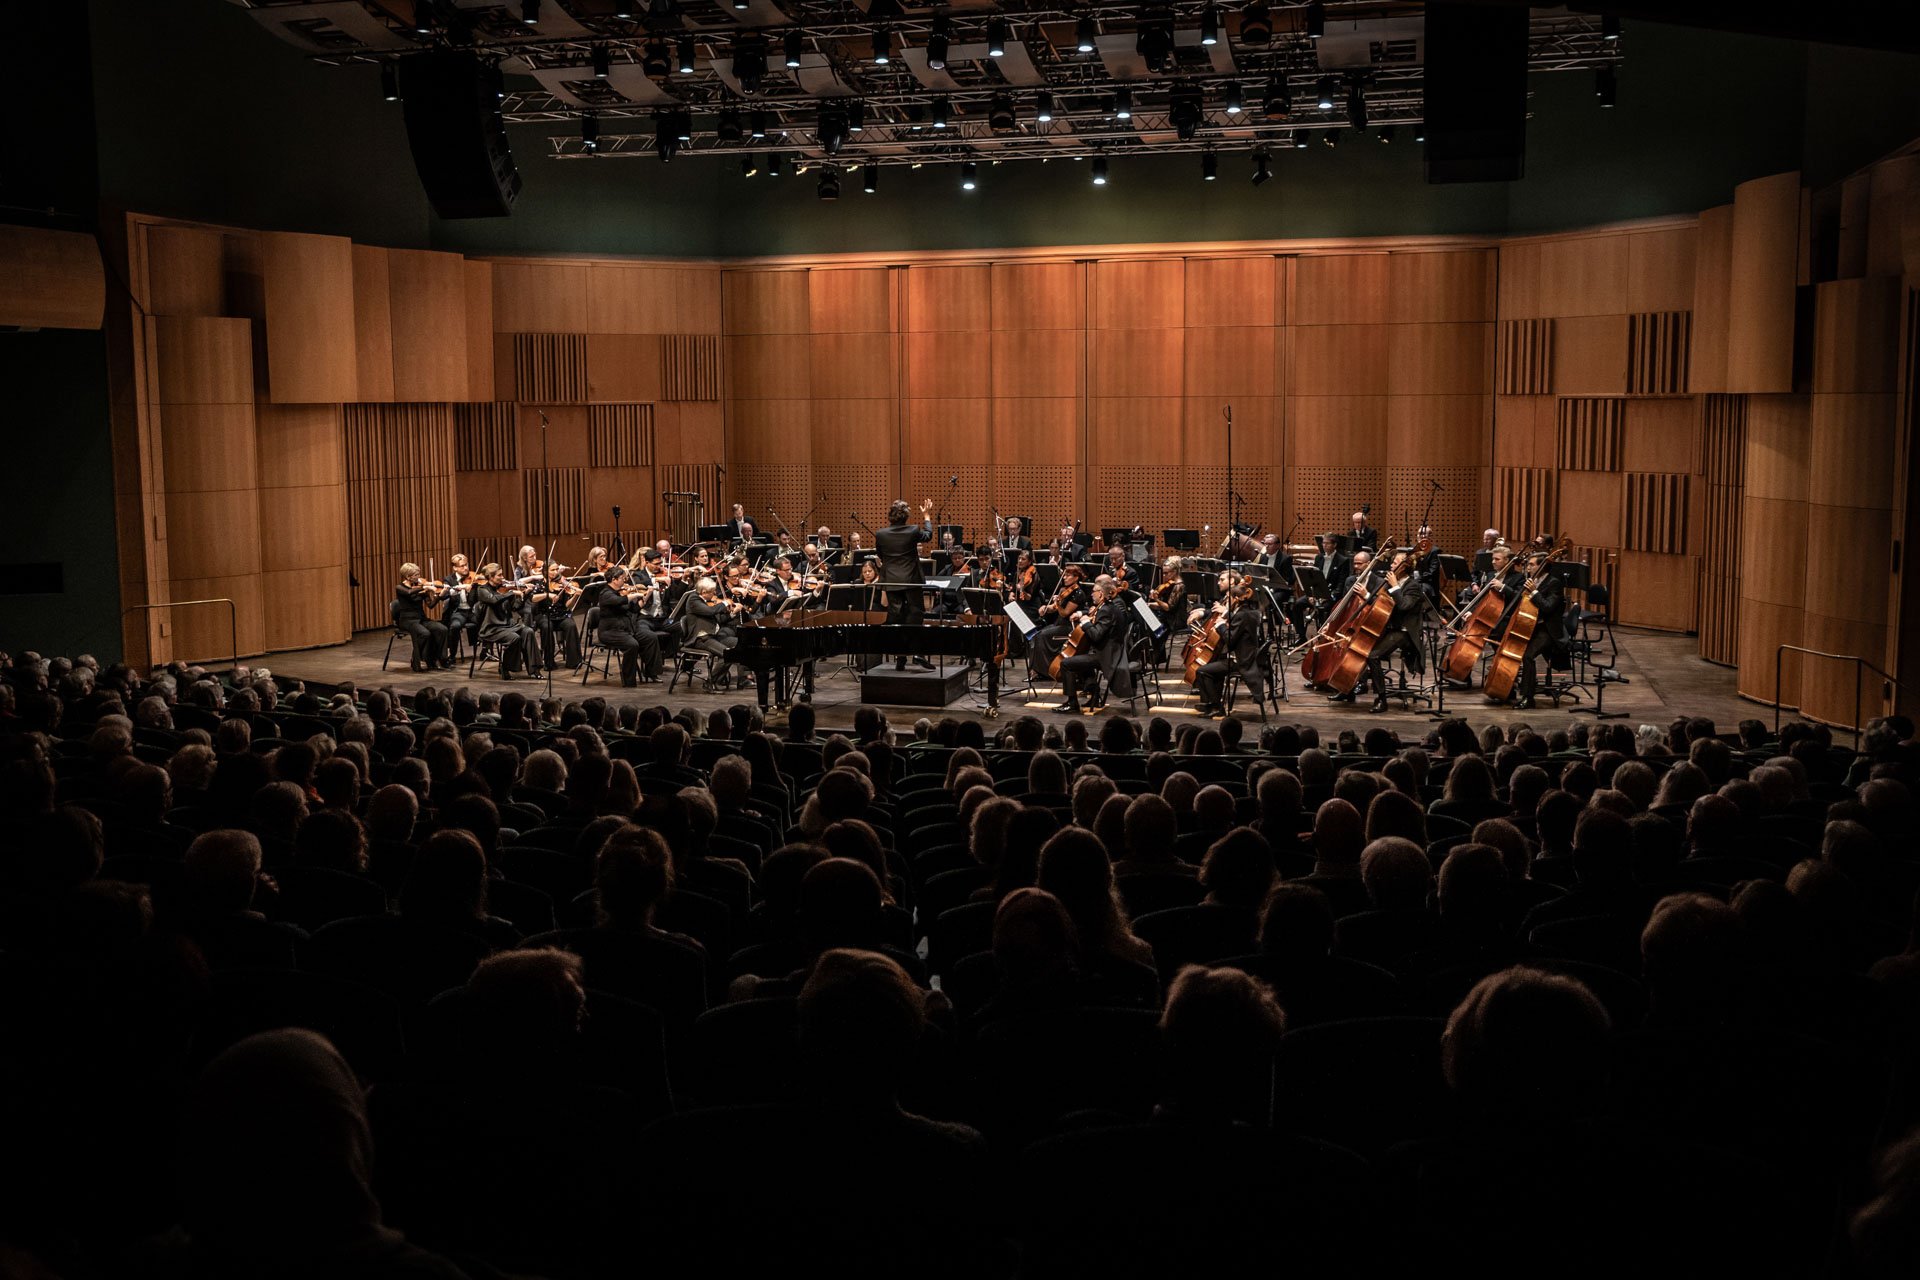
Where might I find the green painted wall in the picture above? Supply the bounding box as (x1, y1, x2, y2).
(0, 331, 123, 661)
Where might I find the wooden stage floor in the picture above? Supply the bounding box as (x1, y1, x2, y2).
(263, 625, 1757, 738)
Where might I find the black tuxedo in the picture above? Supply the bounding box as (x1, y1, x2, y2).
(1365, 577, 1428, 689)
(1350, 526, 1380, 553)
(1058, 598, 1134, 706)
(1003, 535, 1032, 552)
(874, 519, 932, 626)
(393, 584, 447, 669)
(596, 587, 661, 684)
(476, 583, 536, 674)
(1194, 600, 1267, 712)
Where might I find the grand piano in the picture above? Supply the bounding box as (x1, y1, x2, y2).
(732, 609, 1001, 712)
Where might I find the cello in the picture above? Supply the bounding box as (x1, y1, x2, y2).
(1481, 538, 1571, 701)
(1441, 547, 1523, 682)
(1301, 556, 1382, 687)
(1323, 549, 1416, 696)
(1183, 577, 1249, 685)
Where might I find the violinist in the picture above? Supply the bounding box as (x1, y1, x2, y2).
(1331, 549, 1426, 712)
(1103, 545, 1140, 594)
(1030, 563, 1090, 680)
(631, 549, 680, 657)
(395, 563, 450, 672)
(1057, 576, 1133, 715)
(1150, 556, 1188, 661)
(475, 563, 538, 678)
(1191, 572, 1266, 717)
(533, 562, 584, 672)
(1488, 549, 1566, 709)
(512, 545, 542, 585)
(683, 575, 743, 685)
(441, 553, 477, 650)
(596, 565, 661, 686)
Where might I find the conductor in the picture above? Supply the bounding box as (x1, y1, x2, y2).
(876, 497, 937, 670)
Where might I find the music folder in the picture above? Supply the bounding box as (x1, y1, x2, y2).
(1131, 596, 1166, 637)
(1003, 601, 1040, 640)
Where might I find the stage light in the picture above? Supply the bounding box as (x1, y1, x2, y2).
(677, 35, 696, 74)
(1076, 16, 1097, 53)
(1602, 15, 1621, 41)
(1170, 87, 1203, 140)
(717, 109, 744, 142)
(848, 100, 865, 133)
(750, 110, 768, 139)
(872, 30, 890, 64)
(1202, 151, 1217, 180)
(1306, 0, 1324, 39)
(1201, 4, 1220, 45)
(784, 30, 803, 69)
(1113, 85, 1132, 119)
(989, 93, 1016, 132)
(1223, 82, 1243, 115)
(1239, 1, 1271, 45)
(1346, 82, 1367, 130)
(520, 0, 539, 26)
(862, 164, 878, 193)
(674, 110, 693, 142)
(1252, 150, 1272, 185)
(1092, 155, 1109, 185)
(817, 103, 849, 155)
(933, 96, 950, 129)
(766, 153, 783, 177)
(1317, 76, 1336, 110)
(1595, 66, 1617, 107)
(1036, 90, 1054, 123)
(1264, 76, 1291, 118)
(733, 0, 748, 10)
(1293, 129, 1307, 148)
(613, 2, 633, 16)
(581, 114, 599, 152)
(1136, 14, 1174, 73)
(1378, 124, 1395, 144)
(380, 62, 400, 101)
(742, 156, 759, 177)
(926, 14, 949, 69)
(643, 42, 669, 78)
(818, 169, 840, 200)
(961, 161, 978, 190)
(1414, 123, 1425, 142)
(987, 18, 1008, 57)
(592, 44, 610, 79)
(733, 36, 767, 92)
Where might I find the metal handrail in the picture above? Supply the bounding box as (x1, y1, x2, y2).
(1773, 644, 1904, 748)
(121, 599, 240, 674)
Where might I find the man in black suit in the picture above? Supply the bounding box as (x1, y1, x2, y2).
(1312, 534, 1351, 602)
(1002, 516, 1031, 552)
(1336, 549, 1376, 599)
(595, 566, 661, 686)
(726, 503, 749, 540)
(1192, 575, 1267, 717)
(875, 497, 935, 669)
(1349, 510, 1379, 553)
(1490, 552, 1566, 708)
(1255, 533, 1286, 570)
(1335, 550, 1426, 713)
(1057, 577, 1133, 714)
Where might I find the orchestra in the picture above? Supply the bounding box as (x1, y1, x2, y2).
(388, 504, 1603, 720)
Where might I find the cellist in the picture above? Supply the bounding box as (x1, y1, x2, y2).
(1330, 549, 1426, 712)
(1191, 572, 1265, 718)
(1487, 549, 1566, 709)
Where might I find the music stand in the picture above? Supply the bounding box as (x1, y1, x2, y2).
(1293, 564, 1332, 605)
(696, 524, 733, 543)
(1472, 549, 1494, 580)
(829, 565, 858, 585)
(1437, 554, 1471, 584)
(1163, 528, 1200, 552)
(1182, 570, 1218, 604)
(1129, 537, 1154, 562)
(1035, 563, 1063, 596)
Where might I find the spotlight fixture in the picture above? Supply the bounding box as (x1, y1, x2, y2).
(1223, 82, 1243, 115)
(1036, 91, 1054, 123)
(742, 156, 759, 177)
(592, 44, 611, 79)
(1378, 124, 1395, 144)
(733, 36, 767, 93)
(817, 103, 849, 155)
(1305, 0, 1325, 39)
(677, 34, 696, 75)
(733, 0, 748, 10)
(872, 30, 890, 64)
(1292, 128, 1306, 149)
(643, 41, 670, 78)
(1091, 155, 1109, 185)
(655, 115, 680, 160)
(674, 110, 693, 143)
(750, 110, 768, 139)
(1317, 76, 1336, 111)
(1200, 3, 1220, 45)
(961, 162, 978, 190)
(818, 169, 840, 200)
(862, 164, 878, 193)
(380, 62, 400, 102)
(1264, 77, 1291, 118)
(1112, 85, 1132, 120)
(926, 14, 949, 70)
(613, 2, 633, 16)
(1346, 82, 1367, 131)
(933, 96, 950, 129)
(987, 18, 1008, 57)
(1602, 15, 1621, 41)
(1169, 86, 1203, 141)
(1076, 16, 1097, 53)
(784, 30, 803, 69)
(848, 100, 865, 133)
(766, 153, 783, 177)
(581, 114, 599, 152)
(1595, 66, 1617, 107)
(1202, 151, 1217, 180)
(1136, 13, 1174, 73)
(519, 0, 539, 26)
(1252, 150, 1272, 185)
(717, 108, 745, 142)
(1239, 1, 1271, 46)
(989, 93, 1016, 132)
(1414, 123, 1426, 142)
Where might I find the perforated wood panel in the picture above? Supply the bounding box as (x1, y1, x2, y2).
(1556, 398, 1625, 470)
(1493, 467, 1555, 547)
(344, 404, 457, 629)
(662, 334, 722, 400)
(454, 402, 517, 471)
(1184, 466, 1271, 536)
(588, 404, 655, 467)
(1623, 473, 1690, 553)
(906, 465, 991, 541)
(813, 464, 896, 537)
(512, 333, 588, 402)
(1090, 466, 1182, 541)
(1698, 394, 1747, 664)
(1289, 466, 1385, 542)
(1497, 319, 1553, 394)
(1385, 467, 1480, 555)
(993, 466, 1079, 536)
(1627, 311, 1693, 395)
(732, 462, 816, 539)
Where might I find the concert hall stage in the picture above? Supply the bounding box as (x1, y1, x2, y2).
(264, 625, 1755, 736)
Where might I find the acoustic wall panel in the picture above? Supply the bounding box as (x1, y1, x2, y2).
(1497, 319, 1553, 394)
(588, 404, 656, 468)
(260, 231, 357, 403)
(1697, 394, 1747, 665)
(1626, 311, 1693, 395)
(1726, 172, 1803, 395)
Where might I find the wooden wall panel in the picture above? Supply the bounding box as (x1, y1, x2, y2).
(993, 261, 1086, 330)
(1737, 394, 1811, 706)
(662, 334, 723, 400)
(808, 268, 891, 333)
(588, 404, 656, 468)
(809, 333, 894, 399)
(152, 315, 253, 405)
(1089, 399, 1184, 467)
(993, 399, 1079, 466)
(811, 400, 897, 468)
(260, 231, 357, 403)
(1387, 323, 1488, 395)
(1535, 234, 1631, 318)
(723, 269, 810, 334)
(1617, 552, 1698, 632)
(586, 334, 663, 402)
(906, 265, 991, 331)
(1726, 172, 1803, 395)
(1697, 394, 1746, 665)
(1550, 315, 1629, 396)
(1626, 311, 1692, 395)
(492, 261, 590, 333)
(0, 225, 105, 330)
(351, 245, 395, 404)
(588, 264, 721, 334)
(731, 399, 812, 457)
(1293, 255, 1388, 325)
(1557, 471, 1623, 549)
(1292, 396, 1388, 465)
(1626, 227, 1699, 315)
(905, 399, 992, 464)
(1490, 466, 1553, 547)
(343, 404, 456, 630)
(388, 249, 471, 402)
(993, 329, 1083, 398)
(1385, 396, 1487, 468)
(511, 333, 589, 403)
(1184, 327, 1278, 397)
(1093, 259, 1184, 330)
(1690, 205, 1734, 395)
(1492, 395, 1554, 469)
(1289, 325, 1388, 395)
(1387, 250, 1493, 323)
(1093, 329, 1184, 398)
(1556, 398, 1625, 471)
(1623, 473, 1690, 554)
(145, 225, 227, 318)
(1293, 466, 1386, 541)
(1497, 319, 1553, 395)
(453, 402, 518, 471)
(729, 335, 812, 400)
(464, 260, 494, 403)
(907, 331, 991, 400)
(1623, 398, 1697, 475)
(1184, 257, 1275, 328)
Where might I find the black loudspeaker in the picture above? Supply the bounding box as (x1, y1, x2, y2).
(1422, 3, 1528, 184)
(399, 52, 522, 219)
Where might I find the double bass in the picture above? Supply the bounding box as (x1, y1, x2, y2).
(1323, 549, 1416, 696)
(1301, 558, 1383, 687)
(1481, 538, 1571, 701)
(1441, 550, 1524, 682)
